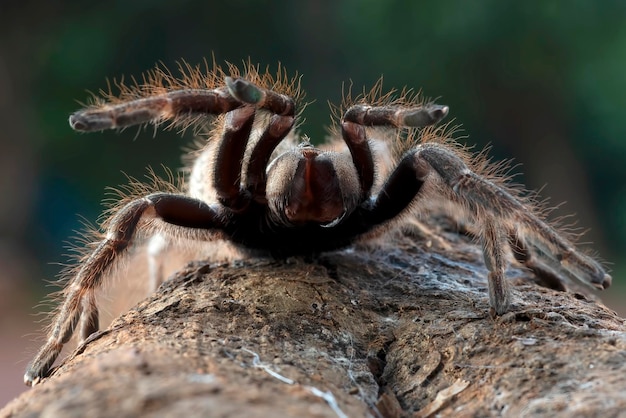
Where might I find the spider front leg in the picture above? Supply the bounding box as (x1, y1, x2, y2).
(214, 77, 296, 208)
(25, 194, 226, 386)
(341, 102, 449, 197)
(69, 88, 242, 132)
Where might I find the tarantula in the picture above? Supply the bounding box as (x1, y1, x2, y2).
(25, 61, 611, 386)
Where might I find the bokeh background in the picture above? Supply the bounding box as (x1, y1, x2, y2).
(1, 0, 625, 405)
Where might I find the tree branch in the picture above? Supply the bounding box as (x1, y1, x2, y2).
(3, 228, 625, 417)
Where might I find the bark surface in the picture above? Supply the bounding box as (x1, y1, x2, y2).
(3, 226, 625, 418)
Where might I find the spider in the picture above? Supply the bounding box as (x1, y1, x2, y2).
(24, 61, 611, 386)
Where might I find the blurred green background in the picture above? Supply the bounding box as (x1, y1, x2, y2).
(1, 0, 625, 404)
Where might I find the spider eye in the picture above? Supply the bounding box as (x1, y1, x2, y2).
(298, 136, 313, 148)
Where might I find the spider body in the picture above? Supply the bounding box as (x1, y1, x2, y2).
(24, 62, 611, 386)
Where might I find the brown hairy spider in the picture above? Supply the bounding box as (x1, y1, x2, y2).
(25, 61, 611, 386)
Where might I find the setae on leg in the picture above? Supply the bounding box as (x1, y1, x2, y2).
(25, 194, 226, 385)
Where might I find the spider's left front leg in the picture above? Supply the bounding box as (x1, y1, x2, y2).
(364, 143, 610, 315)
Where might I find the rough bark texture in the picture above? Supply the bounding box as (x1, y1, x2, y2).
(3, 225, 626, 418)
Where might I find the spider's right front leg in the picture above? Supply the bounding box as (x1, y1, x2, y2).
(25, 194, 225, 386)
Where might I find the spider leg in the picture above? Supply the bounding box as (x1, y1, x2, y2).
(147, 233, 169, 291)
(69, 88, 242, 132)
(365, 153, 427, 224)
(25, 194, 226, 386)
(225, 76, 296, 116)
(508, 230, 567, 291)
(424, 143, 610, 310)
(212, 106, 257, 211)
(244, 114, 295, 202)
(511, 219, 611, 291)
(213, 78, 296, 208)
(341, 103, 449, 197)
(361, 142, 610, 314)
(481, 216, 511, 314)
(359, 147, 515, 314)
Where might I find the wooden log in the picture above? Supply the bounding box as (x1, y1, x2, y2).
(3, 227, 625, 417)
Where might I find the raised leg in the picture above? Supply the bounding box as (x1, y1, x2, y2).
(69, 88, 242, 132)
(225, 76, 296, 116)
(25, 194, 226, 386)
(341, 103, 449, 197)
(69, 73, 299, 133)
(212, 106, 257, 211)
(243, 113, 295, 202)
(212, 78, 297, 209)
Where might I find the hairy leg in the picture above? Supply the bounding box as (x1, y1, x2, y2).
(422, 143, 610, 309)
(361, 142, 610, 314)
(212, 106, 257, 211)
(216, 78, 297, 206)
(482, 217, 511, 314)
(69, 88, 242, 132)
(508, 230, 567, 291)
(340, 103, 449, 197)
(25, 194, 225, 385)
(244, 114, 295, 202)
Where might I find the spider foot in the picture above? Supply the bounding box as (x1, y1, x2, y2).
(225, 76, 263, 104)
(225, 76, 295, 116)
(69, 111, 122, 132)
(401, 104, 449, 127)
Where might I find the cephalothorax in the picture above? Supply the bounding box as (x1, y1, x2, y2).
(25, 61, 611, 385)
